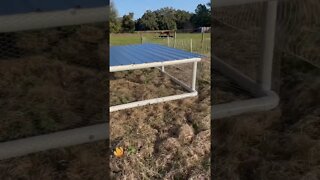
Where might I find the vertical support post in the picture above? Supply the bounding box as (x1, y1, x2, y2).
(192, 61, 198, 91)
(161, 66, 165, 72)
(141, 35, 143, 44)
(258, 0, 278, 91)
(174, 31, 177, 48)
(190, 39, 193, 52)
(201, 32, 204, 49)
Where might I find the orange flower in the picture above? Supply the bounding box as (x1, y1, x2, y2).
(114, 147, 124, 158)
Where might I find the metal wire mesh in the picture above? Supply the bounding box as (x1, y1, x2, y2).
(0, 23, 107, 141)
(142, 33, 211, 56)
(214, 0, 320, 69)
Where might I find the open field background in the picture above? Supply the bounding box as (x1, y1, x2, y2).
(111, 32, 211, 56)
(0, 23, 108, 179)
(110, 33, 211, 179)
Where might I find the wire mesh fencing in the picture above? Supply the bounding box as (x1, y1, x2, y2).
(214, 0, 320, 70)
(142, 33, 211, 56)
(0, 23, 107, 142)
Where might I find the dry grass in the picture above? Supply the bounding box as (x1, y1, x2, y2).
(110, 58, 211, 179)
(0, 141, 107, 180)
(213, 21, 320, 180)
(0, 23, 108, 178)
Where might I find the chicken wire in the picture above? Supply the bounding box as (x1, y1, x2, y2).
(214, 0, 320, 71)
(0, 22, 107, 142)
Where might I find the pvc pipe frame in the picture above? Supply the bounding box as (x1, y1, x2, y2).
(110, 59, 200, 112)
(212, 0, 279, 119)
(212, 55, 279, 119)
(0, 0, 279, 160)
(0, 7, 108, 33)
(110, 58, 201, 72)
(0, 123, 108, 160)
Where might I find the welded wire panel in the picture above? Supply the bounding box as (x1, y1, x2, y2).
(0, 0, 107, 16)
(110, 43, 203, 67)
(214, 0, 320, 68)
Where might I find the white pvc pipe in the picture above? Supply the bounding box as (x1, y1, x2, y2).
(192, 62, 198, 91)
(0, 123, 108, 160)
(258, 0, 278, 91)
(161, 66, 165, 72)
(156, 67, 193, 92)
(0, 7, 108, 33)
(213, 90, 279, 119)
(110, 91, 198, 112)
(110, 58, 201, 72)
(212, 55, 279, 119)
(212, 55, 265, 97)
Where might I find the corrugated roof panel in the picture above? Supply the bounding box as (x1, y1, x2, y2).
(110, 43, 203, 67)
(0, 0, 107, 16)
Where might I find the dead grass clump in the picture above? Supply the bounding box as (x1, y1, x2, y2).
(159, 138, 181, 153)
(178, 124, 195, 144)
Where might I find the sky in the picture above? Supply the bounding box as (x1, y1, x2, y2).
(112, 0, 210, 20)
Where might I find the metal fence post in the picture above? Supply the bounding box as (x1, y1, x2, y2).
(174, 31, 177, 48)
(201, 32, 204, 49)
(190, 39, 193, 52)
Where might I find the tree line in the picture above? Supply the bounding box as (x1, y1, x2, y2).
(110, 2, 211, 33)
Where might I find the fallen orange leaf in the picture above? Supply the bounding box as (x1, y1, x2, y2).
(114, 147, 124, 158)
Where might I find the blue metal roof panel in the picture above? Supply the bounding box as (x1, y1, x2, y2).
(0, 0, 107, 16)
(110, 43, 203, 67)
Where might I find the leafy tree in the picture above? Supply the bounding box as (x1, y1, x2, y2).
(136, 10, 158, 30)
(155, 7, 177, 30)
(191, 4, 211, 28)
(110, 2, 121, 33)
(121, 13, 135, 33)
(175, 10, 193, 29)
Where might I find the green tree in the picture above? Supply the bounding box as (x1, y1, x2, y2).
(135, 7, 195, 31)
(109, 2, 121, 33)
(121, 13, 135, 33)
(175, 10, 193, 29)
(155, 7, 177, 30)
(136, 10, 158, 30)
(191, 4, 211, 28)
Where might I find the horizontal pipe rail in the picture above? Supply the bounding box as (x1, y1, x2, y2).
(213, 90, 279, 119)
(0, 123, 108, 160)
(0, 7, 108, 33)
(110, 58, 201, 72)
(110, 91, 198, 112)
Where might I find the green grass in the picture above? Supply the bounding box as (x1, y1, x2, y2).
(110, 33, 211, 56)
(110, 33, 210, 45)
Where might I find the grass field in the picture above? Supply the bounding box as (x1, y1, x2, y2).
(110, 33, 211, 179)
(111, 32, 211, 56)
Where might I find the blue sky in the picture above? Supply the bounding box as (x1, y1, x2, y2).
(112, 0, 210, 20)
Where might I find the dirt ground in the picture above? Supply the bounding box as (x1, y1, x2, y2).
(110, 58, 211, 179)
